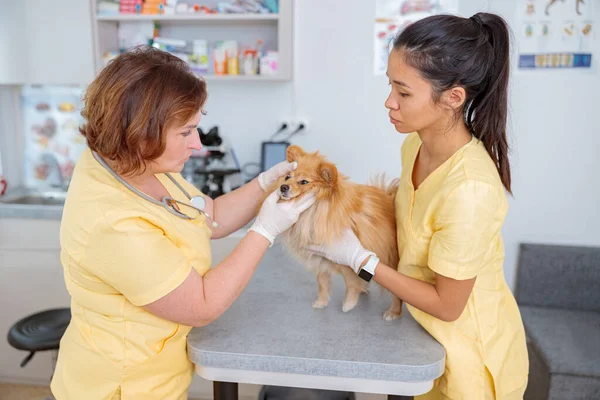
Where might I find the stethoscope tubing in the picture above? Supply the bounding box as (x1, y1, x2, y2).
(91, 151, 218, 227)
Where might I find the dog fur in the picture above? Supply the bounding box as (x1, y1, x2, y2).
(263, 145, 403, 320)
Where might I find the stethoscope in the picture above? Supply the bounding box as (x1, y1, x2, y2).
(92, 151, 219, 228)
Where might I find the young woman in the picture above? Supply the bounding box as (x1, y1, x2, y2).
(309, 13, 528, 399)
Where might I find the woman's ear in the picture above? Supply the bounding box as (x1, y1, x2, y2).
(442, 86, 467, 111)
(318, 162, 338, 185)
(286, 145, 305, 162)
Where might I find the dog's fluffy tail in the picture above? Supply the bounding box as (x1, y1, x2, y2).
(368, 173, 400, 199)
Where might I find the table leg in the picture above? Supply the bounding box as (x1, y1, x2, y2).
(388, 396, 413, 400)
(213, 381, 238, 400)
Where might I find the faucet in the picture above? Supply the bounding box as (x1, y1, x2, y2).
(41, 152, 69, 191)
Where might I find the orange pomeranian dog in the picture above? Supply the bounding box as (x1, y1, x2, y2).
(263, 145, 403, 320)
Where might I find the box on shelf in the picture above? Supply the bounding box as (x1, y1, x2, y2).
(142, 0, 166, 14)
(189, 40, 209, 74)
(259, 50, 278, 75)
(97, 0, 120, 15)
(119, 0, 143, 14)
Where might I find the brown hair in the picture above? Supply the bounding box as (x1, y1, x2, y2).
(80, 45, 208, 175)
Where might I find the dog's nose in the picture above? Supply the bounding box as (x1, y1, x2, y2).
(280, 184, 290, 193)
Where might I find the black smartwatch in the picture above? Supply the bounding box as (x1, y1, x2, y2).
(358, 255, 379, 282)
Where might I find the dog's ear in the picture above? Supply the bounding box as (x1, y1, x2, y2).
(286, 145, 305, 162)
(318, 162, 338, 184)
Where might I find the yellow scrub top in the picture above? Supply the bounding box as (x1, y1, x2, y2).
(395, 133, 529, 400)
(50, 149, 212, 400)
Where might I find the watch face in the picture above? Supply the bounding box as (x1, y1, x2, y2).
(358, 268, 373, 282)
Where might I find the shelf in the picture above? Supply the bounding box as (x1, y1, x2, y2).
(96, 13, 279, 22)
(91, 0, 293, 81)
(201, 74, 288, 82)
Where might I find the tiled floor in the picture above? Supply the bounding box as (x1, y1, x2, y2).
(0, 383, 207, 400)
(0, 382, 53, 400)
(0, 383, 209, 400)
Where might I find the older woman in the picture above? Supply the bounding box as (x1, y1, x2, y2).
(51, 46, 314, 400)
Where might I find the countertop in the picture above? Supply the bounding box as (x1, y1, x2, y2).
(0, 187, 64, 219)
(187, 245, 446, 383)
(0, 187, 250, 240)
(0, 204, 62, 219)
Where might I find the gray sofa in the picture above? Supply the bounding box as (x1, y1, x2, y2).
(515, 243, 600, 400)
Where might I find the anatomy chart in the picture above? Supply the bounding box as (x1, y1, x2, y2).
(517, 0, 594, 69)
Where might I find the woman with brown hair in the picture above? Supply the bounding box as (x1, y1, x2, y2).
(50, 46, 315, 400)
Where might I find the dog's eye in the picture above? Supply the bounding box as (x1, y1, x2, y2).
(300, 180, 309, 185)
(285, 175, 291, 180)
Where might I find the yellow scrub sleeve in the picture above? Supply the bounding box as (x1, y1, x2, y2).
(395, 133, 529, 400)
(51, 149, 212, 400)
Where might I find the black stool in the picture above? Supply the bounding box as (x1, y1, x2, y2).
(7, 308, 71, 400)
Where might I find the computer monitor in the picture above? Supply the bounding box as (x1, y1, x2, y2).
(261, 141, 290, 172)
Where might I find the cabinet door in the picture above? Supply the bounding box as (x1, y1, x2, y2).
(0, 2, 27, 84)
(23, 0, 95, 85)
(0, 0, 95, 85)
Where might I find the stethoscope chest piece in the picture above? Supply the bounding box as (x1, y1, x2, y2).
(190, 195, 206, 211)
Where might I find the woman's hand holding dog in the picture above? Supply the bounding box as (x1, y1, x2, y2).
(249, 190, 316, 246)
(257, 160, 298, 191)
(307, 229, 376, 273)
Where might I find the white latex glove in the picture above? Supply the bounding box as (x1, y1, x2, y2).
(257, 161, 298, 191)
(249, 191, 316, 246)
(307, 228, 375, 273)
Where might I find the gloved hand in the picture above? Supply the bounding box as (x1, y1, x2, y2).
(306, 228, 375, 273)
(257, 161, 297, 191)
(249, 191, 316, 245)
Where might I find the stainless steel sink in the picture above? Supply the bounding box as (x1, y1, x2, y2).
(0, 190, 67, 206)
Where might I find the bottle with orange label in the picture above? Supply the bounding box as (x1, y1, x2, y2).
(213, 47, 227, 75)
(243, 50, 258, 75)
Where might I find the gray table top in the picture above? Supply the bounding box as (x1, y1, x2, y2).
(187, 244, 445, 382)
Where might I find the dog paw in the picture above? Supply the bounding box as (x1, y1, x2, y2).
(312, 299, 328, 309)
(342, 291, 361, 312)
(342, 300, 359, 312)
(382, 310, 402, 321)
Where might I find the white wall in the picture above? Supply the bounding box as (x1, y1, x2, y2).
(490, 0, 600, 287)
(211, 0, 600, 290)
(0, 1, 27, 84)
(3, 0, 597, 290)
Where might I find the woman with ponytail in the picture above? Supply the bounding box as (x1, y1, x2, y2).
(306, 12, 528, 399)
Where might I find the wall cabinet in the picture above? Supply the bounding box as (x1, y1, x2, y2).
(91, 0, 293, 81)
(0, 0, 95, 86)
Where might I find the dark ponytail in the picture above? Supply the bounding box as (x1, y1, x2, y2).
(393, 12, 512, 194)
